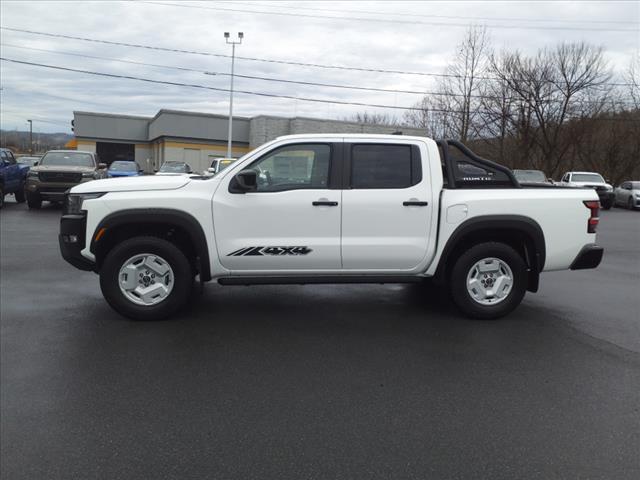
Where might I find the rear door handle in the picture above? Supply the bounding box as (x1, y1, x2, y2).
(403, 201, 429, 206)
(312, 200, 338, 206)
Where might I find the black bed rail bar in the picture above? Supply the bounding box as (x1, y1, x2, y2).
(436, 139, 521, 189)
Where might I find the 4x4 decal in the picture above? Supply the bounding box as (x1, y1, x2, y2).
(228, 246, 313, 256)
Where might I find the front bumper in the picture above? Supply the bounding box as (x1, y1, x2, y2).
(570, 244, 604, 270)
(26, 177, 94, 200)
(596, 191, 615, 205)
(59, 213, 95, 271)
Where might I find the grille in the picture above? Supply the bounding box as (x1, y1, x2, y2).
(39, 171, 82, 183)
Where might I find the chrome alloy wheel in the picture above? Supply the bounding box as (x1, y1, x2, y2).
(466, 257, 514, 306)
(118, 253, 174, 306)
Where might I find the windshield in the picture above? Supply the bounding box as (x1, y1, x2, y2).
(218, 159, 236, 172)
(571, 173, 605, 183)
(40, 152, 95, 167)
(160, 162, 189, 173)
(514, 170, 546, 182)
(630, 182, 640, 189)
(17, 156, 39, 164)
(110, 161, 137, 171)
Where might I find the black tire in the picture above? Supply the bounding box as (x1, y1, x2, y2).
(0, 185, 4, 209)
(26, 191, 42, 209)
(99, 236, 194, 320)
(449, 242, 527, 320)
(14, 184, 26, 203)
(628, 197, 634, 210)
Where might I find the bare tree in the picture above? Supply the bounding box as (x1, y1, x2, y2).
(438, 25, 490, 142)
(343, 111, 398, 126)
(490, 42, 611, 177)
(625, 53, 640, 109)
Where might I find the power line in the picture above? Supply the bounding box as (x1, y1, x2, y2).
(0, 43, 511, 100)
(142, 1, 639, 32)
(3, 43, 634, 107)
(217, 1, 638, 25)
(0, 56, 434, 113)
(2, 26, 634, 87)
(3, 57, 637, 121)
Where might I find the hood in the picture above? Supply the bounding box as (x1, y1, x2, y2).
(31, 165, 96, 173)
(71, 174, 191, 194)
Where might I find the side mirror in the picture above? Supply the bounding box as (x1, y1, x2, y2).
(33, 161, 39, 166)
(98, 163, 107, 169)
(207, 167, 216, 173)
(153, 169, 158, 173)
(232, 169, 258, 192)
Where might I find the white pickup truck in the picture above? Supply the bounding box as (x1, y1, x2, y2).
(59, 134, 603, 321)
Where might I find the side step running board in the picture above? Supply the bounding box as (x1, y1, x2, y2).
(218, 276, 425, 286)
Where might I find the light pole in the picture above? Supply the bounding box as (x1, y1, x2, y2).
(27, 119, 33, 154)
(224, 31, 243, 158)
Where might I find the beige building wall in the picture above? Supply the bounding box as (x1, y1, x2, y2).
(162, 141, 251, 174)
(76, 140, 96, 153)
(134, 144, 153, 172)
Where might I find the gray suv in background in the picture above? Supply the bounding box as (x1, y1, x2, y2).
(25, 150, 106, 209)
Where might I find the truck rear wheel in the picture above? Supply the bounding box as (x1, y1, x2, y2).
(99, 236, 193, 320)
(450, 242, 527, 320)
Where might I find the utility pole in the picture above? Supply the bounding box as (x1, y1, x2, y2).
(224, 32, 243, 158)
(27, 119, 33, 154)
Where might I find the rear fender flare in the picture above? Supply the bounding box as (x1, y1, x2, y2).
(433, 215, 546, 291)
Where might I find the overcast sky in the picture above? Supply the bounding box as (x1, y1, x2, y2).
(0, 0, 638, 133)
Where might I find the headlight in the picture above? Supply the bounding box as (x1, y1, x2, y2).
(27, 171, 39, 178)
(64, 192, 106, 215)
(82, 171, 99, 179)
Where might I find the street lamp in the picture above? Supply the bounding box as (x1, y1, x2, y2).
(27, 119, 33, 154)
(224, 32, 243, 158)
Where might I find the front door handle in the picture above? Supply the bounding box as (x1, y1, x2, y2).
(403, 201, 429, 206)
(312, 200, 339, 206)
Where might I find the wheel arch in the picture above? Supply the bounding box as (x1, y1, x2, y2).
(90, 208, 212, 281)
(433, 215, 546, 292)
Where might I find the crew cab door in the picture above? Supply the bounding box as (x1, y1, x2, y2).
(0, 151, 20, 191)
(341, 140, 435, 270)
(213, 141, 342, 272)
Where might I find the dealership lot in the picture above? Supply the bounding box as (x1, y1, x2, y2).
(1, 200, 639, 479)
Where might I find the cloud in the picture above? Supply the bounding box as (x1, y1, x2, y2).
(1, 0, 638, 132)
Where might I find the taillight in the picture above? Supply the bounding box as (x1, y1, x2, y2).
(583, 200, 600, 233)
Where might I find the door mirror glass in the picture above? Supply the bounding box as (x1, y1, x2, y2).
(233, 169, 258, 192)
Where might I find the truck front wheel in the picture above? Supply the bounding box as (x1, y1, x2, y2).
(99, 236, 194, 320)
(26, 191, 41, 209)
(450, 242, 527, 320)
(14, 185, 26, 203)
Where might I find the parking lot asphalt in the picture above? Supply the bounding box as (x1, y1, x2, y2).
(1, 199, 639, 480)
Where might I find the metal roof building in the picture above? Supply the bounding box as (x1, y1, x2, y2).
(73, 109, 425, 174)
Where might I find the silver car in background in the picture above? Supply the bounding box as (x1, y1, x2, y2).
(614, 181, 640, 210)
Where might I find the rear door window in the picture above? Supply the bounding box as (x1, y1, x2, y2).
(350, 144, 421, 189)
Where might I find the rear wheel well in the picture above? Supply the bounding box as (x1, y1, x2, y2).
(438, 228, 541, 292)
(94, 222, 198, 274)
